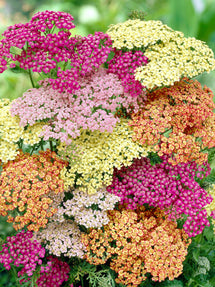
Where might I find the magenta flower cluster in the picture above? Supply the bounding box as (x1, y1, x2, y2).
(0, 10, 113, 94)
(36, 256, 70, 287)
(0, 11, 75, 73)
(48, 32, 113, 94)
(11, 68, 142, 142)
(107, 155, 212, 237)
(0, 230, 46, 276)
(107, 49, 148, 97)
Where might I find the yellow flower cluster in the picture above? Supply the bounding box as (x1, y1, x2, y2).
(206, 184, 215, 232)
(0, 98, 45, 163)
(107, 19, 215, 90)
(60, 120, 153, 194)
(107, 19, 183, 49)
(136, 37, 215, 89)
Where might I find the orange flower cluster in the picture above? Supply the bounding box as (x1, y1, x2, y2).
(0, 150, 67, 231)
(130, 78, 215, 164)
(82, 206, 191, 286)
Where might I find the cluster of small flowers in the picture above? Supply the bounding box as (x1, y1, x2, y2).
(36, 256, 70, 287)
(0, 11, 75, 73)
(0, 230, 47, 276)
(34, 221, 86, 258)
(107, 19, 215, 90)
(0, 98, 45, 163)
(130, 78, 215, 165)
(62, 187, 120, 228)
(59, 120, 153, 194)
(11, 69, 144, 143)
(107, 155, 212, 237)
(82, 206, 191, 286)
(0, 150, 67, 231)
(0, 11, 114, 94)
(107, 50, 147, 97)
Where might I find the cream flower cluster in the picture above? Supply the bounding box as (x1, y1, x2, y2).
(107, 19, 183, 49)
(206, 184, 215, 232)
(60, 120, 153, 194)
(107, 19, 215, 90)
(34, 220, 86, 258)
(62, 188, 120, 228)
(0, 98, 45, 163)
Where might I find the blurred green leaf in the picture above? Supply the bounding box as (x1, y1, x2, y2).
(168, 0, 199, 36)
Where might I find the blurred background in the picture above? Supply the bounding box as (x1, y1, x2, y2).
(0, 0, 215, 100)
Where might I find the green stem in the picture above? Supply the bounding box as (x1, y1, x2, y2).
(81, 276, 84, 287)
(49, 140, 53, 151)
(28, 69, 35, 88)
(30, 145, 36, 155)
(10, 266, 20, 287)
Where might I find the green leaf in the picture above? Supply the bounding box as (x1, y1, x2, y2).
(193, 248, 200, 263)
(160, 280, 184, 287)
(168, 0, 199, 37)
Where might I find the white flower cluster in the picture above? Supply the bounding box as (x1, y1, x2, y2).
(63, 187, 120, 228)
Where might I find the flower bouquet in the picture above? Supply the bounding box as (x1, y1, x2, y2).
(0, 10, 215, 287)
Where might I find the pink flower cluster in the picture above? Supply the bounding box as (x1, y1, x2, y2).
(107, 49, 148, 97)
(0, 11, 113, 94)
(0, 11, 75, 73)
(36, 256, 70, 287)
(0, 230, 46, 276)
(11, 68, 142, 142)
(107, 155, 212, 237)
(48, 32, 113, 93)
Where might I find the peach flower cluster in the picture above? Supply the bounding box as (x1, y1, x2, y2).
(130, 78, 215, 165)
(82, 206, 191, 286)
(0, 150, 67, 231)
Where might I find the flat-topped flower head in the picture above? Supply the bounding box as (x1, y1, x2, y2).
(107, 19, 215, 90)
(59, 120, 153, 194)
(82, 207, 191, 285)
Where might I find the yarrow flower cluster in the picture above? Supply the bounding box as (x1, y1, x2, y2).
(0, 150, 67, 231)
(107, 50, 148, 97)
(82, 206, 191, 286)
(11, 68, 145, 143)
(107, 155, 212, 237)
(107, 19, 215, 90)
(62, 187, 120, 228)
(34, 221, 86, 258)
(59, 120, 153, 193)
(36, 256, 70, 287)
(0, 230, 47, 276)
(0, 98, 45, 163)
(130, 78, 215, 165)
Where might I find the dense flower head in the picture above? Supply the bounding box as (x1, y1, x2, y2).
(0, 98, 45, 163)
(107, 49, 147, 97)
(107, 19, 215, 89)
(36, 256, 70, 287)
(62, 187, 120, 228)
(0, 150, 67, 231)
(130, 78, 215, 165)
(48, 32, 113, 93)
(59, 120, 153, 194)
(11, 69, 145, 143)
(82, 207, 191, 286)
(34, 221, 86, 258)
(107, 155, 212, 237)
(0, 11, 75, 72)
(0, 230, 47, 276)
